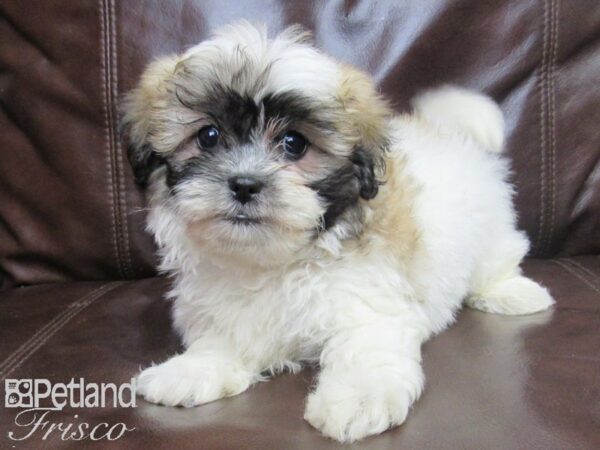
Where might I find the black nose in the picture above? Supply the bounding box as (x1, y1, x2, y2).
(228, 176, 264, 204)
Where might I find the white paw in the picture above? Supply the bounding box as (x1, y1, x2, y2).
(468, 276, 555, 315)
(136, 354, 252, 407)
(304, 371, 420, 443)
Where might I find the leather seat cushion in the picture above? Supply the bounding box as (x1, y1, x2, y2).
(1, 257, 599, 449)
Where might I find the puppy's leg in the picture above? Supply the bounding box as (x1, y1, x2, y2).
(304, 315, 427, 443)
(466, 229, 554, 315)
(136, 336, 258, 407)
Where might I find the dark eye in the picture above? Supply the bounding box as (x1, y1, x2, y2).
(280, 131, 308, 159)
(196, 125, 220, 149)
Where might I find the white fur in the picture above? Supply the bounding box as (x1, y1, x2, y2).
(134, 24, 554, 443)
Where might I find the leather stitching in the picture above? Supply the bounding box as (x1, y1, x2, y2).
(553, 259, 600, 297)
(106, 0, 129, 278)
(542, 0, 559, 255)
(106, 0, 122, 277)
(99, 0, 123, 278)
(547, 0, 558, 254)
(563, 258, 600, 291)
(0, 282, 123, 380)
(100, 0, 133, 278)
(535, 0, 550, 256)
(109, 0, 133, 278)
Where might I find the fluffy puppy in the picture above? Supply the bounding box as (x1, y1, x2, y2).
(123, 22, 554, 443)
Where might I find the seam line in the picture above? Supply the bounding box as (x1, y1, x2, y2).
(535, 0, 550, 256)
(542, 0, 559, 255)
(0, 282, 122, 380)
(99, 0, 124, 278)
(562, 258, 600, 292)
(109, 0, 133, 278)
(553, 259, 600, 297)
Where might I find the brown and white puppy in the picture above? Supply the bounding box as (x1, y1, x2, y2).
(124, 22, 553, 443)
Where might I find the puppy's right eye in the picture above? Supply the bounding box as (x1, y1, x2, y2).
(280, 131, 308, 160)
(196, 125, 220, 149)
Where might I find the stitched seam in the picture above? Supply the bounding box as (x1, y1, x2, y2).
(534, 0, 550, 256)
(548, 0, 558, 253)
(563, 258, 600, 291)
(109, 0, 133, 278)
(566, 258, 600, 286)
(99, 0, 124, 278)
(0, 283, 115, 376)
(105, 0, 122, 277)
(0, 283, 122, 380)
(553, 260, 600, 297)
(106, 0, 128, 278)
(542, 0, 559, 255)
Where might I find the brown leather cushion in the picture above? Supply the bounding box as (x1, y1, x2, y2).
(1, 1, 599, 287)
(1, 258, 599, 448)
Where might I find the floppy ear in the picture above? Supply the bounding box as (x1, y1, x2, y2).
(121, 55, 181, 187)
(126, 143, 164, 187)
(337, 66, 390, 200)
(351, 147, 380, 200)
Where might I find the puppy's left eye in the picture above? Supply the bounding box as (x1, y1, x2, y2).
(280, 131, 308, 160)
(196, 125, 220, 149)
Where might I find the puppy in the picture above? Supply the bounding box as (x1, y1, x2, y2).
(123, 22, 554, 443)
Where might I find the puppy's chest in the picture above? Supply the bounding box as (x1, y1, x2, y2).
(181, 262, 345, 341)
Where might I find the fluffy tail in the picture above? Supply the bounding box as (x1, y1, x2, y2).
(412, 86, 505, 154)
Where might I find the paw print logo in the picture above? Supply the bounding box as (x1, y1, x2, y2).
(4, 379, 33, 408)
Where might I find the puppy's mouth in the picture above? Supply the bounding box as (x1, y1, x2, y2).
(224, 213, 264, 226)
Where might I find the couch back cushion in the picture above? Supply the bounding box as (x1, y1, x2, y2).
(1, 0, 599, 287)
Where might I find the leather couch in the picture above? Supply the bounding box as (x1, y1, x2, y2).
(1, 1, 599, 448)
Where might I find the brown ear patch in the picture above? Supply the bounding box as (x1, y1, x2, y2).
(121, 55, 184, 187)
(336, 65, 390, 193)
(337, 65, 391, 152)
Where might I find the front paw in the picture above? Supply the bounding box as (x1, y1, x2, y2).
(304, 370, 421, 443)
(136, 354, 252, 407)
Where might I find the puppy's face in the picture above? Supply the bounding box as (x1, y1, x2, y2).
(124, 23, 389, 264)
